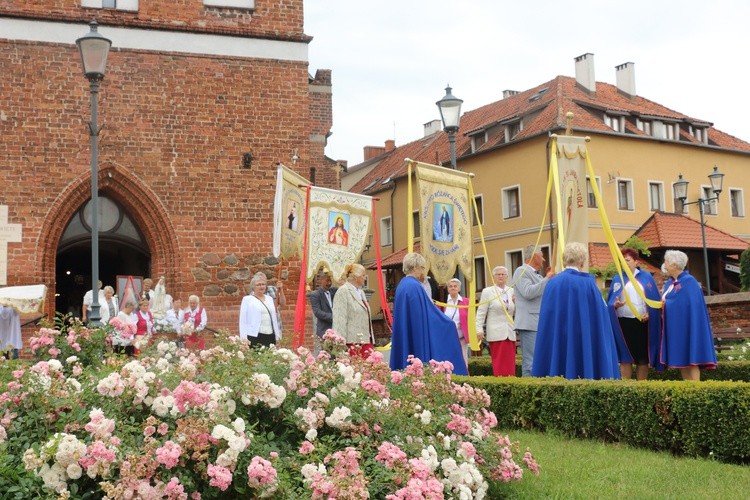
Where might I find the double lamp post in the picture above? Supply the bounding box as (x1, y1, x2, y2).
(673, 166, 725, 296)
(76, 20, 112, 326)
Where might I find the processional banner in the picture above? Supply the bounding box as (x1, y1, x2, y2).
(272, 164, 309, 259)
(551, 135, 589, 269)
(414, 162, 473, 285)
(305, 187, 373, 284)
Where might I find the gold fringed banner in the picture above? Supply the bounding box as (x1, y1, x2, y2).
(413, 161, 473, 285)
(305, 187, 373, 284)
(273, 164, 309, 259)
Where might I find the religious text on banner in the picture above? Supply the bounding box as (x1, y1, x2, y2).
(415, 163, 473, 285)
(554, 135, 589, 250)
(306, 187, 372, 284)
(273, 164, 309, 259)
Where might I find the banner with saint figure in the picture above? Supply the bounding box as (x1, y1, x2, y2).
(273, 164, 309, 259)
(551, 135, 589, 269)
(414, 162, 473, 285)
(305, 187, 373, 284)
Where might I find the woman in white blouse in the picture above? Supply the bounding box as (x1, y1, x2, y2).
(239, 272, 281, 347)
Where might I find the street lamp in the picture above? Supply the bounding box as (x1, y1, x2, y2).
(436, 85, 463, 169)
(76, 20, 111, 325)
(673, 165, 725, 296)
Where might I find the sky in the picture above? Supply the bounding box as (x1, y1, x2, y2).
(304, 0, 750, 166)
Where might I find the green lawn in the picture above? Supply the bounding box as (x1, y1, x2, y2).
(501, 430, 750, 499)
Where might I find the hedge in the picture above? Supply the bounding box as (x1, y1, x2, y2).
(468, 356, 750, 382)
(459, 374, 750, 464)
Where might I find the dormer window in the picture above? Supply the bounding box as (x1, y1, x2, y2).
(604, 114, 622, 132)
(652, 120, 677, 140)
(470, 132, 487, 153)
(505, 119, 522, 141)
(636, 118, 651, 135)
(688, 125, 708, 144)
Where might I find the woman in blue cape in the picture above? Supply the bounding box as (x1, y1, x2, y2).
(606, 247, 663, 380)
(389, 252, 468, 375)
(659, 250, 717, 380)
(533, 242, 620, 380)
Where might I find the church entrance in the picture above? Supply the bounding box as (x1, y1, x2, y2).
(55, 196, 150, 316)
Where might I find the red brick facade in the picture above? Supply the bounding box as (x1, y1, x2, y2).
(1, 1, 334, 347)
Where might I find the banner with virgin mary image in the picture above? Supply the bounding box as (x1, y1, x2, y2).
(551, 135, 589, 269)
(305, 186, 373, 284)
(273, 164, 310, 259)
(414, 162, 473, 285)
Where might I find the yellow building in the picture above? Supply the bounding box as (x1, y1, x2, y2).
(347, 54, 750, 321)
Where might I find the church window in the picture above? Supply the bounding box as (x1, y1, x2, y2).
(203, 0, 255, 9)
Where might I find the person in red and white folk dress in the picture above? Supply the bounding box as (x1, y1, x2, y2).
(183, 294, 208, 350)
(133, 298, 154, 355)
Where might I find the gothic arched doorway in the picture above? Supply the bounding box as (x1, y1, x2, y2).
(55, 196, 150, 316)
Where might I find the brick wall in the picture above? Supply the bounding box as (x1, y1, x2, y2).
(706, 292, 750, 329)
(1, 1, 334, 351)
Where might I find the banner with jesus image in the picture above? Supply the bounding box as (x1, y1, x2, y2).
(414, 163, 473, 285)
(305, 187, 373, 284)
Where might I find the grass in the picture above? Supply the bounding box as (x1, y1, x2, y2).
(501, 429, 750, 499)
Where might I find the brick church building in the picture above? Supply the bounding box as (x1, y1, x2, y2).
(0, 0, 338, 341)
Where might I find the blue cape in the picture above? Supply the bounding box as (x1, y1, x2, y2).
(389, 276, 468, 375)
(533, 268, 620, 380)
(660, 271, 717, 369)
(606, 268, 664, 370)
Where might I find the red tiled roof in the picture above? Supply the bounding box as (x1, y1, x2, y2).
(367, 243, 421, 270)
(634, 212, 750, 251)
(349, 75, 750, 195)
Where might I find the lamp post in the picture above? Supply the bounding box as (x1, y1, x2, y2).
(436, 85, 463, 169)
(673, 165, 725, 295)
(76, 20, 111, 326)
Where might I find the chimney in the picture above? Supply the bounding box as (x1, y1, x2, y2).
(502, 89, 519, 99)
(423, 119, 442, 137)
(574, 53, 596, 93)
(363, 145, 386, 161)
(384, 139, 396, 152)
(615, 62, 636, 97)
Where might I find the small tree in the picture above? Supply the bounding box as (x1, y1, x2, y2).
(622, 235, 651, 256)
(740, 248, 750, 292)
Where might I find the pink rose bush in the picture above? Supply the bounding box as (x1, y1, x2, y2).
(0, 327, 538, 498)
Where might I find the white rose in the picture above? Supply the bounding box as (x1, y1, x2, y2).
(66, 463, 83, 480)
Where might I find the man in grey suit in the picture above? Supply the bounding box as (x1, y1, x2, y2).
(309, 270, 337, 354)
(512, 244, 554, 377)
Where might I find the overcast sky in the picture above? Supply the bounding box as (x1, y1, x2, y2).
(304, 0, 749, 166)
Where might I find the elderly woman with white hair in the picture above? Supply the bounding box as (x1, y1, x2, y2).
(184, 294, 208, 350)
(476, 266, 516, 376)
(660, 250, 717, 380)
(240, 272, 281, 348)
(442, 277, 470, 371)
(533, 242, 620, 379)
(389, 252, 468, 375)
(332, 263, 374, 357)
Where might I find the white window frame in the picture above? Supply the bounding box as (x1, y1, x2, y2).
(647, 181, 665, 212)
(82, 0, 139, 10)
(412, 210, 421, 239)
(586, 176, 601, 208)
(604, 114, 623, 132)
(203, 0, 255, 8)
(502, 185, 521, 219)
(730, 188, 745, 218)
(380, 216, 392, 246)
(617, 178, 635, 211)
(474, 256, 487, 293)
(473, 194, 484, 226)
(470, 132, 487, 153)
(636, 118, 652, 135)
(506, 249, 524, 276)
(701, 185, 718, 216)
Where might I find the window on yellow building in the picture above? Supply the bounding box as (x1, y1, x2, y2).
(473, 195, 484, 226)
(474, 256, 486, 294)
(412, 211, 420, 239)
(648, 182, 664, 211)
(380, 217, 392, 246)
(617, 179, 634, 211)
(507, 250, 523, 275)
(502, 186, 521, 219)
(702, 186, 718, 215)
(586, 176, 601, 208)
(730, 189, 745, 217)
